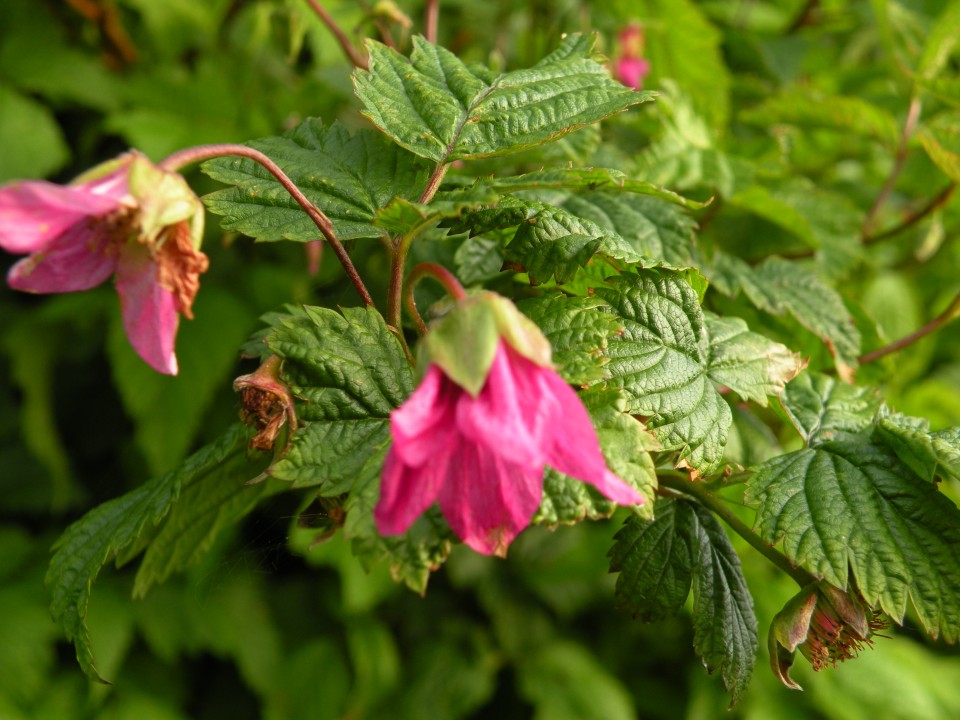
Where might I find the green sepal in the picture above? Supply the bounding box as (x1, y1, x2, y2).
(422, 292, 552, 396)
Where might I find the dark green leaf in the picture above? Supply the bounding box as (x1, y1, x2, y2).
(201, 118, 432, 242)
(353, 34, 653, 163)
(746, 437, 960, 641)
(265, 306, 415, 489)
(597, 272, 730, 474)
(0, 84, 69, 182)
(610, 498, 758, 703)
(706, 313, 803, 406)
(46, 425, 263, 682)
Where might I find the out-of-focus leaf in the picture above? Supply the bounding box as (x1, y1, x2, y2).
(354, 34, 653, 162)
(46, 425, 264, 682)
(919, 115, 960, 182)
(0, 85, 69, 182)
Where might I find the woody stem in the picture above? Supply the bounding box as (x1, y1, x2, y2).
(159, 144, 374, 308)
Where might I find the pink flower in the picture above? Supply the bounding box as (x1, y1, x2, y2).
(0, 151, 208, 374)
(617, 56, 651, 90)
(375, 339, 644, 557)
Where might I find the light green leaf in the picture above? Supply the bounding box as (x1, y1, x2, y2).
(353, 34, 653, 163)
(559, 191, 698, 267)
(265, 306, 415, 488)
(373, 184, 500, 237)
(710, 253, 862, 369)
(746, 437, 960, 642)
(597, 272, 731, 474)
(46, 425, 263, 682)
(201, 118, 432, 242)
(706, 314, 803, 406)
(875, 412, 960, 483)
(779, 372, 882, 446)
(517, 294, 623, 386)
(454, 235, 506, 285)
(535, 387, 658, 526)
(918, 0, 960, 80)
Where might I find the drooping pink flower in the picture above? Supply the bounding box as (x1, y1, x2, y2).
(376, 329, 644, 557)
(615, 23, 650, 90)
(0, 151, 208, 374)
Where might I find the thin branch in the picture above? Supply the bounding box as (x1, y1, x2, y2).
(419, 162, 450, 205)
(659, 473, 816, 586)
(303, 0, 368, 69)
(859, 287, 960, 365)
(863, 183, 956, 244)
(425, 0, 439, 44)
(861, 96, 922, 238)
(160, 144, 374, 307)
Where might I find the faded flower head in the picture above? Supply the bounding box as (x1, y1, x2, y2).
(0, 151, 208, 374)
(374, 291, 644, 557)
(234, 355, 297, 453)
(770, 582, 888, 690)
(616, 23, 650, 89)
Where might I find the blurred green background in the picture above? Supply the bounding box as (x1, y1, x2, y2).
(2, 0, 960, 718)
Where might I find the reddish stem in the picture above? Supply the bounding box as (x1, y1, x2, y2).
(404, 262, 467, 335)
(160, 144, 374, 307)
(303, 0, 368, 69)
(859, 288, 960, 364)
(425, 0, 439, 43)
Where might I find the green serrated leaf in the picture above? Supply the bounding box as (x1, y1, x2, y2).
(201, 118, 432, 242)
(610, 499, 697, 622)
(266, 306, 415, 488)
(373, 184, 500, 237)
(779, 372, 882, 446)
(559, 192, 698, 268)
(875, 412, 960, 483)
(516, 294, 622, 386)
(710, 253, 862, 369)
(687, 500, 758, 705)
(747, 436, 960, 642)
(596, 272, 731, 474)
(706, 313, 803, 406)
(535, 387, 658, 526)
(454, 235, 506, 285)
(353, 34, 653, 163)
(46, 425, 262, 682)
(609, 498, 757, 703)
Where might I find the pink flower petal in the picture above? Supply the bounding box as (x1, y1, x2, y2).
(390, 365, 459, 468)
(374, 447, 447, 536)
(541, 370, 644, 506)
(6, 223, 117, 293)
(617, 57, 650, 90)
(115, 244, 180, 375)
(438, 439, 543, 556)
(454, 343, 552, 470)
(0, 181, 122, 254)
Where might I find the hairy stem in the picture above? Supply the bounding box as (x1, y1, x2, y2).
(659, 473, 816, 586)
(862, 96, 922, 238)
(159, 144, 374, 307)
(303, 0, 368, 69)
(419, 162, 450, 204)
(859, 287, 960, 364)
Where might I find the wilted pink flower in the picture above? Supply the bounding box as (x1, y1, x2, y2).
(0, 151, 207, 374)
(375, 338, 644, 557)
